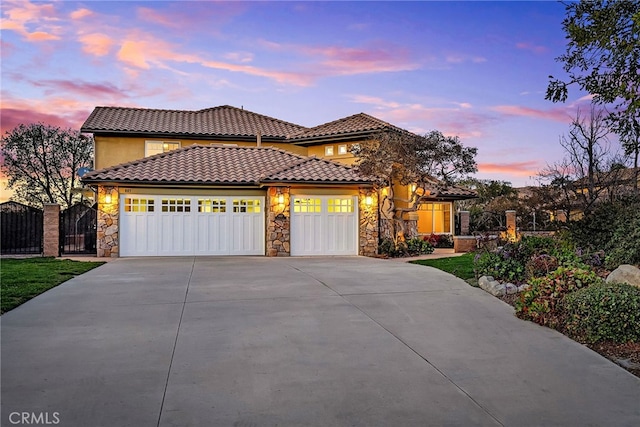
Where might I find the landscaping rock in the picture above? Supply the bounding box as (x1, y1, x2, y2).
(505, 283, 518, 295)
(606, 265, 640, 288)
(478, 276, 506, 297)
(517, 284, 531, 293)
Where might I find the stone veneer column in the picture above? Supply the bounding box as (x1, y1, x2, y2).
(43, 204, 60, 257)
(359, 188, 379, 256)
(505, 210, 517, 242)
(97, 186, 119, 257)
(266, 187, 291, 256)
(459, 210, 470, 235)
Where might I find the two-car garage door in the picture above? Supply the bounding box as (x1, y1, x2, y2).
(120, 195, 264, 256)
(119, 193, 359, 256)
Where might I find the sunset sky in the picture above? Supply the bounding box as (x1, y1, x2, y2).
(1, 0, 601, 187)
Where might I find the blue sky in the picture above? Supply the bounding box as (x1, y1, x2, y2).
(1, 0, 597, 187)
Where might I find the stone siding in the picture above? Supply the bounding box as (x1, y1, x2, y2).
(266, 187, 291, 257)
(97, 186, 119, 257)
(359, 189, 378, 256)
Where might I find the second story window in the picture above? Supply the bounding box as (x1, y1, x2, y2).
(338, 144, 348, 155)
(145, 141, 181, 157)
(324, 146, 334, 156)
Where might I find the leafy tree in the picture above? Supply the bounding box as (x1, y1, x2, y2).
(457, 178, 519, 231)
(353, 129, 477, 241)
(1, 123, 93, 209)
(546, 0, 640, 187)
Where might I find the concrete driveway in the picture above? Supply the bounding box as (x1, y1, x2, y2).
(2, 257, 639, 426)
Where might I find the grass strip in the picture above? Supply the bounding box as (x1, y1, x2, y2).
(1, 257, 105, 314)
(410, 252, 476, 280)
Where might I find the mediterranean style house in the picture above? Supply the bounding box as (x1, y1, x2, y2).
(81, 105, 475, 257)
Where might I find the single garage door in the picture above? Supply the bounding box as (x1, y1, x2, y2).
(290, 195, 358, 256)
(120, 195, 264, 256)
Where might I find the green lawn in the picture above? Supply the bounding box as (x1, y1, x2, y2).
(410, 252, 476, 280)
(1, 257, 105, 314)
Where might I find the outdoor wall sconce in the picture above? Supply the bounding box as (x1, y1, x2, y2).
(278, 194, 284, 205)
(365, 196, 373, 206)
(104, 194, 112, 204)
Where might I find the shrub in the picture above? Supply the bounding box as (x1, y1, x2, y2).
(379, 237, 433, 257)
(515, 267, 602, 327)
(473, 248, 525, 282)
(563, 282, 640, 343)
(525, 254, 559, 279)
(426, 233, 454, 248)
(605, 212, 640, 269)
(406, 237, 435, 255)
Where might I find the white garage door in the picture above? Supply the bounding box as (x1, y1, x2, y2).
(120, 195, 264, 256)
(290, 195, 358, 256)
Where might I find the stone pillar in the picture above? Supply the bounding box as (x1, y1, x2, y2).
(97, 186, 119, 257)
(43, 204, 60, 257)
(266, 187, 291, 256)
(506, 210, 517, 241)
(459, 210, 470, 235)
(359, 188, 379, 256)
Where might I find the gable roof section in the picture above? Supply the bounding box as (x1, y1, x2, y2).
(81, 105, 308, 139)
(81, 145, 372, 186)
(288, 113, 410, 144)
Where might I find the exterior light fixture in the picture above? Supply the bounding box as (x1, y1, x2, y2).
(104, 194, 112, 204)
(365, 196, 373, 206)
(278, 194, 284, 204)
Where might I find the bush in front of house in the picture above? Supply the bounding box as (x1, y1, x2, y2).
(473, 248, 526, 282)
(563, 282, 640, 343)
(515, 266, 602, 327)
(564, 195, 640, 269)
(378, 236, 434, 257)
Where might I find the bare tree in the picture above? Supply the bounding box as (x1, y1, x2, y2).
(538, 107, 629, 218)
(1, 123, 93, 209)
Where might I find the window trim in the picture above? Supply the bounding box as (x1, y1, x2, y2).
(324, 146, 334, 156)
(337, 144, 348, 155)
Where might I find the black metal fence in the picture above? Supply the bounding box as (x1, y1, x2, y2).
(1, 201, 44, 254)
(60, 203, 97, 255)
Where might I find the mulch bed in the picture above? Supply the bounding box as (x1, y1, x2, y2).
(498, 294, 640, 379)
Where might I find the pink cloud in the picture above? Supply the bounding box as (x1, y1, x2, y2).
(136, 7, 180, 28)
(303, 43, 419, 75)
(70, 8, 93, 20)
(30, 80, 129, 99)
(349, 95, 495, 139)
(491, 105, 573, 123)
(78, 33, 114, 56)
(478, 161, 541, 176)
(516, 42, 548, 54)
(115, 33, 315, 85)
(1, 0, 61, 42)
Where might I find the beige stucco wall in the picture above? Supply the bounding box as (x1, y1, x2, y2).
(95, 136, 307, 170)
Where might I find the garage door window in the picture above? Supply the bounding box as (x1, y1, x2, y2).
(198, 199, 226, 213)
(124, 198, 154, 212)
(293, 198, 321, 213)
(233, 199, 261, 213)
(162, 198, 191, 212)
(327, 198, 353, 213)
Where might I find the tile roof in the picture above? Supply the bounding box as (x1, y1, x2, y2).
(424, 184, 477, 200)
(81, 105, 307, 139)
(289, 113, 409, 142)
(82, 145, 372, 185)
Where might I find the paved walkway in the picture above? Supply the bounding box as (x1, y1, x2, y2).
(2, 257, 639, 426)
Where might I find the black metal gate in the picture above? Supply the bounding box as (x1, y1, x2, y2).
(60, 203, 97, 255)
(0, 201, 44, 254)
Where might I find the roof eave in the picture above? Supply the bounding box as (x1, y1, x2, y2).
(83, 129, 290, 143)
